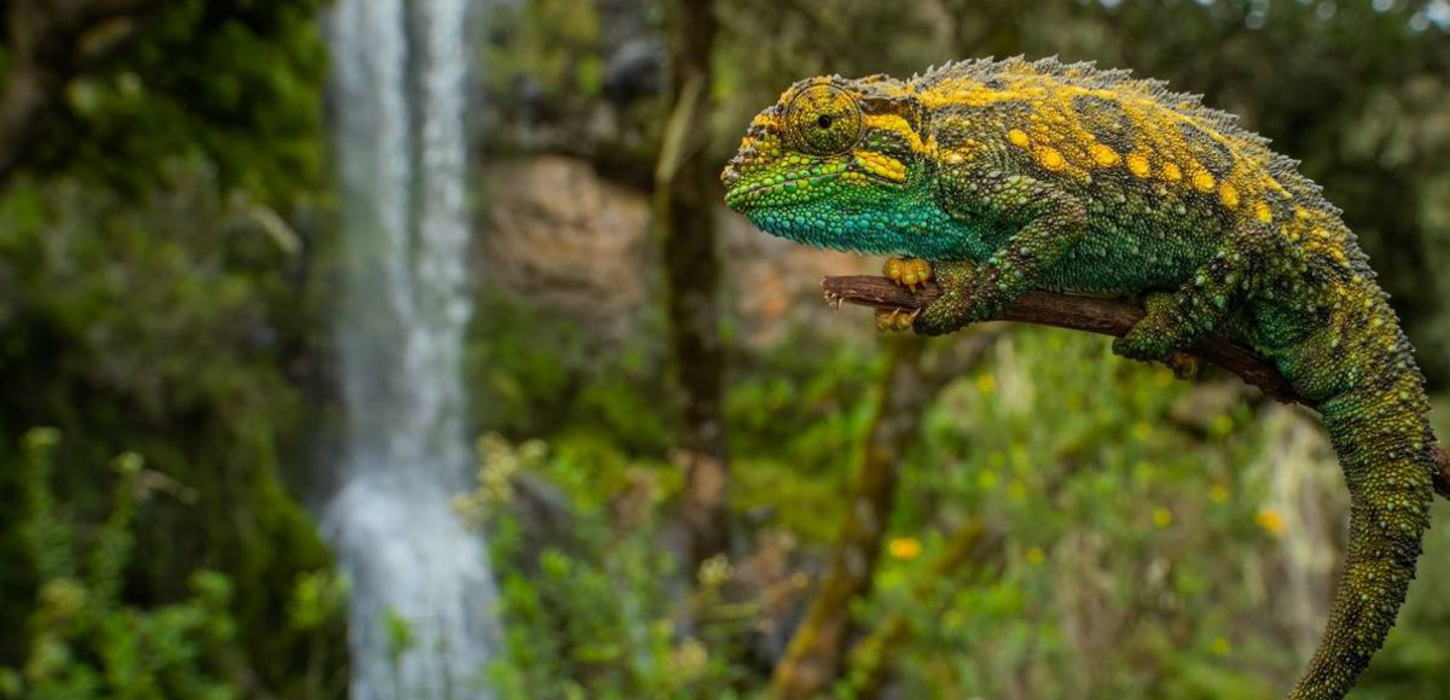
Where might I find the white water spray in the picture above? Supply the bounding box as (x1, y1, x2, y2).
(324, 0, 499, 698)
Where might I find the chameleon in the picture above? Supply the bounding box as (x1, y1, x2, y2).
(720, 57, 1436, 700)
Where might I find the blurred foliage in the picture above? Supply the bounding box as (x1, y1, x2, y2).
(471, 313, 1450, 698)
(1, 428, 348, 700)
(468, 288, 676, 455)
(0, 158, 346, 699)
(26, 0, 329, 206)
(461, 434, 746, 700)
(0, 160, 345, 695)
(4, 429, 238, 700)
(872, 329, 1297, 699)
(0, 0, 344, 696)
(487, 0, 605, 99)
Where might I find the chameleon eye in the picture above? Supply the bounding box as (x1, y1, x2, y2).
(786, 84, 862, 156)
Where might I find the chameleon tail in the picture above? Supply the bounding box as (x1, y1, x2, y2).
(1287, 362, 1435, 700)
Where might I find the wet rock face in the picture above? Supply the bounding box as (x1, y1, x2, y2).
(481, 155, 651, 319)
(481, 154, 872, 345)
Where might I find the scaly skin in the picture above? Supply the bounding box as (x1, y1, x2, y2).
(721, 57, 1437, 699)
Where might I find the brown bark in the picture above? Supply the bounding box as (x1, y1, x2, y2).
(656, 0, 729, 572)
(823, 275, 1450, 500)
(0, 0, 158, 183)
(768, 331, 1002, 699)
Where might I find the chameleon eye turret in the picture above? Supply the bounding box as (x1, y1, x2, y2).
(784, 84, 862, 155)
(723, 75, 961, 257)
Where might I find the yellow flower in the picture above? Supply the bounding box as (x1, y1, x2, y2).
(1211, 637, 1231, 655)
(1256, 509, 1286, 536)
(888, 537, 922, 560)
(671, 638, 709, 680)
(1025, 546, 1045, 565)
(697, 554, 733, 587)
(975, 373, 996, 394)
(1153, 507, 1173, 528)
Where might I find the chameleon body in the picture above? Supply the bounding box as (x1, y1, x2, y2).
(721, 57, 1436, 699)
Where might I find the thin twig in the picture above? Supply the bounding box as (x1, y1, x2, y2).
(822, 275, 1450, 499)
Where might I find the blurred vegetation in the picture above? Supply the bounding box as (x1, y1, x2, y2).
(0, 0, 345, 698)
(4, 429, 240, 700)
(2, 428, 347, 700)
(2, 1, 1449, 699)
(467, 308, 1450, 698)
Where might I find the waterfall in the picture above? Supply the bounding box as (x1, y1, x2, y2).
(324, 0, 499, 698)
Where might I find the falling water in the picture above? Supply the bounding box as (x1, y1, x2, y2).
(324, 0, 499, 698)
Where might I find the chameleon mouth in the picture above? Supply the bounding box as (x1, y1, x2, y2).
(723, 163, 847, 210)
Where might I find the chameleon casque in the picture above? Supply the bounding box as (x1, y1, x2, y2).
(721, 57, 1437, 699)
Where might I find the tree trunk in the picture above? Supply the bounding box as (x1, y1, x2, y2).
(655, 0, 728, 574)
(769, 332, 1001, 699)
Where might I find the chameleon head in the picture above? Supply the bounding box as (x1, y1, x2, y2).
(721, 75, 935, 254)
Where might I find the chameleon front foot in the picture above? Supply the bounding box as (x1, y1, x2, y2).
(883, 257, 932, 290)
(1112, 292, 1202, 378)
(875, 307, 918, 333)
(1112, 328, 1200, 378)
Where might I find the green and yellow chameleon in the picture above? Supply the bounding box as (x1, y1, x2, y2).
(722, 57, 1437, 699)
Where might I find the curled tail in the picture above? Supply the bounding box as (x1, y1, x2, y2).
(1286, 360, 1436, 699)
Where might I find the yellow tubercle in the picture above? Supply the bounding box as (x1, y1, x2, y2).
(1161, 162, 1182, 182)
(1218, 182, 1239, 209)
(1126, 152, 1151, 178)
(1090, 143, 1121, 167)
(1254, 201, 1273, 223)
(1008, 128, 1031, 148)
(853, 150, 907, 182)
(863, 113, 925, 152)
(1037, 146, 1066, 171)
(1191, 167, 1216, 193)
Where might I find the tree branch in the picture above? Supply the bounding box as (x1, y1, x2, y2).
(822, 275, 1450, 500)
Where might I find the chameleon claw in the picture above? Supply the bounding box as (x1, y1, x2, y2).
(874, 307, 918, 332)
(823, 289, 844, 311)
(884, 258, 933, 290)
(1167, 351, 1200, 380)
